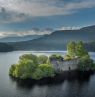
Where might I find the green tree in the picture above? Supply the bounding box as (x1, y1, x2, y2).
(19, 54, 38, 64)
(38, 55, 48, 64)
(67, 41, 76, 58)
(19, 59, 37, 72)
(9, 64, 16, 75)
(78, 57, 94, 71)
(76, 41, 89, 58)
(32, 64, 55, 80)
(32, 68, 44, 80)
(38, 64, 55, 77)
(10, 60, 38, 79)
(13, 64, 23, 78)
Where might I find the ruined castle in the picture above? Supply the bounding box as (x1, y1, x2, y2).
(50, 58, 79, 73)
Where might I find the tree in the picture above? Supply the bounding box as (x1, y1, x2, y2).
(19, 54, 38, 64)
(10, 59, 38, 79)
(38, 64, 55, 77)
(38, 55, 48, 64)
(32, 68, 44, 80)
(76, 41, 89, 58)
(9, 64, 16, 75)
(78, 57, 94, 71)
(19, 59, 37, 72)
(9, 54, 55, 80)
(67, 41, 90, 58)
(67, 41, 76, 58)
(32, 64, 55, 80)
(13, 64, 24, 78)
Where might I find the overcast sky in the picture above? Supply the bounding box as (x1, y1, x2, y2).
(0, 0, 95, 36)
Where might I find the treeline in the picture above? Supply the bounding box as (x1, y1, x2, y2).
(0, 43, 14, 52)
(0, 41, 95, 52)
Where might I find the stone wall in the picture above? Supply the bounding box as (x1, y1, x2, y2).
(51, 58, 79, 73)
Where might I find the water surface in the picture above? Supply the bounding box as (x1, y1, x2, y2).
(0, 51, 95, 97)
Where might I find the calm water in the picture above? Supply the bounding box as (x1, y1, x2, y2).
(0, 51, 95, 97)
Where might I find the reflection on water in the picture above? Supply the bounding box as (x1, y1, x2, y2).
(10, 71, 93, 89)
(0, 51, 95, 97)
(9, 71, 94, 97)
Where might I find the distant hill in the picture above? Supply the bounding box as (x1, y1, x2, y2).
(8, 25, 95, 51)
(0, 35, 43, 42)
(0, 43, 13, 52)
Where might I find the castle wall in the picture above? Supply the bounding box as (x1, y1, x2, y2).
(51, 59, 79, 72)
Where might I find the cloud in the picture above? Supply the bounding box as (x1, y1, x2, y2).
(0, 7, 28, 23)
(58, 26, 81, 30)
(0, 26, 82, 37)
(0, 0, 95, 23)
(0, 28, 53, 37)
(64, 0, 95, 11)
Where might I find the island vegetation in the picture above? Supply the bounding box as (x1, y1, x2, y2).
(67, 41, 95, 71)
(9, 41, 95, 80)
(9, 54, 55, 80)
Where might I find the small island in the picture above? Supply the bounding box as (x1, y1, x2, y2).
(9, 41, 95, 80)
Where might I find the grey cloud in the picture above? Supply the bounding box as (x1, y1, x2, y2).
(0, 7, 27, 23)
(0, 0, 95, 23)
(0, 28, 53, 37)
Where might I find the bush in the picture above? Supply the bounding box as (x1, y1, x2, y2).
(49, 54, 63, 60)
(64, 54, 72, 60)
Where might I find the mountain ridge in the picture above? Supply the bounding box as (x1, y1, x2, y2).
(7, 25, 95, 51)
(0, 35, 43, 42)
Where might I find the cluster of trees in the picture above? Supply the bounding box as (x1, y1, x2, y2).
(67, 41, 89, 58)
(78, 57, 95, 71)
(67, 41, 95, 71)
(9, 41, 95, 80)
(9, 54, 55, 80)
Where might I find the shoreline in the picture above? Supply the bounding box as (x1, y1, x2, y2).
(0, 46, 95, 52)
(10, 70, 95, 85)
